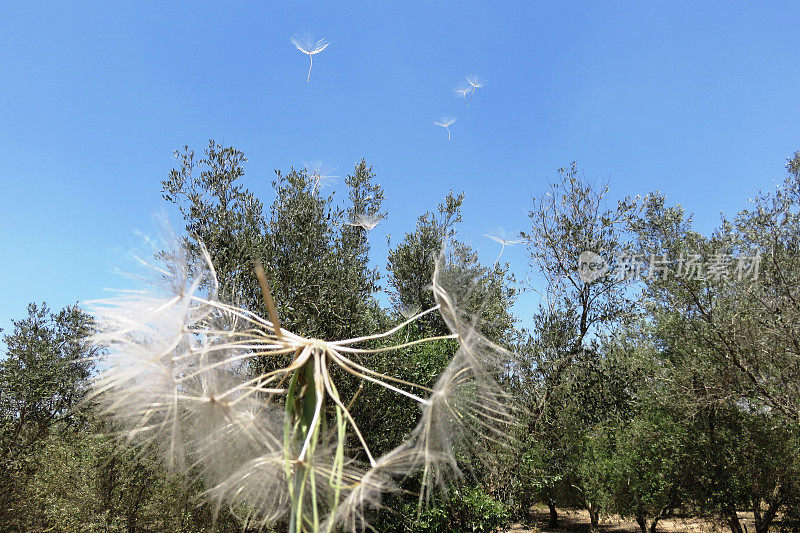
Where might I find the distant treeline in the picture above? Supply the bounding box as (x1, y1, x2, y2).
(2, 141, 799, 532)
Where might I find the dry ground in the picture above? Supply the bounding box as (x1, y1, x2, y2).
(508, 506, 757, 532)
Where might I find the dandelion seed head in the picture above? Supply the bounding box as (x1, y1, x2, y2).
(92, 226, 518, 531)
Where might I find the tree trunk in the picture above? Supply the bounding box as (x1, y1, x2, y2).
(753, 503, 777, 533)
(636, 512, 648, 533)
(754, 519, 771, 533)
(588, 505, 600, 533)
(649, 494, 676, 533)
(649, 516, 661, 533)
(723, 503, 744, 533)
(753, 490, 781, 533)
(547, 498, 559, 528)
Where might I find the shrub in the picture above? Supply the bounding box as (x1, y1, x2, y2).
(390, 485, 511, 533)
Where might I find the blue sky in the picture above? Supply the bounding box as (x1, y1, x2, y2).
(1, 2, 799, 338)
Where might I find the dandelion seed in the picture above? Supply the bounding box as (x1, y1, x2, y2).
(453, 85, 471, 107)
(290, 33, 330, 83)
(465, 74, 486, 104)
(484, 229, 522, 265)
(328, 450, 408, 531)
(345, 212, 383, 231)
(403, 253, 518, 503)
(397, 304, 422, 343)
(304, 161, 339, 194)
(205, 452, 289, 528)
(399, 304, 421, 319)
(89, 228, 517, 532)
(434, 117, 456, 140)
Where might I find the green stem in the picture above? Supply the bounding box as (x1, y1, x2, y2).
(285, 370, 301, 532)
(287, 352, 324, 533)
(325, 406, 346, 533)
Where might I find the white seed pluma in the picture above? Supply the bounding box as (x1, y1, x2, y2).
(86, 230, 516, 532)
(304, 161, 339, 194)
(453, 85, 471, 107)
(290, 33, 330, 83)
(433, 117, 456, 140)
(465, 75, 487, 104)
(345, 212, 383, 231)
(484, 230, 522, 265)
